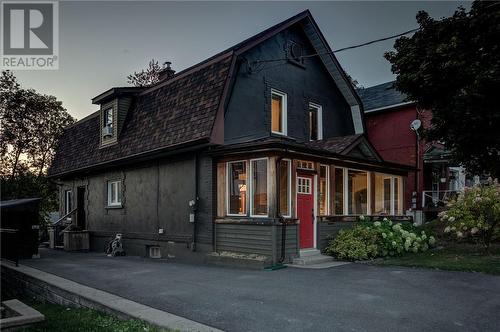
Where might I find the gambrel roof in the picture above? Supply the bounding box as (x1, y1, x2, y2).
(49, 10, 365, 177)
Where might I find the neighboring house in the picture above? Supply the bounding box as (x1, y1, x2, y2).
(49, 11, 411, 265)
(359, 81, 467, 220)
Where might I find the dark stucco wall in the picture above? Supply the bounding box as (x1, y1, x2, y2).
(224, 24, 355, 144)
(59, 153, 214, 256)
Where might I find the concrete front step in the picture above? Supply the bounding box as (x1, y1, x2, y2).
(292, 250, 333, 266)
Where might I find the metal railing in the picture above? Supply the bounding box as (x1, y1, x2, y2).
(422, 190, 458, 208)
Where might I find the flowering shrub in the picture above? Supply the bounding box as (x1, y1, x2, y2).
(440, 183, 500, 251)
(325, 218, 436, 261)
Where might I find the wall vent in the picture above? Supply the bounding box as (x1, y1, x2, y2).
(149, 246, 161, 259)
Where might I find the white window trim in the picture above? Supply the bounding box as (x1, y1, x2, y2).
(107, 180, 122, 207)
(319, 164, 329, 215)
(280, 159, 292, 218)
(271, 89, 287, 136)
(226, 160, 248, 217)
(345, 167, 370, 216)
(64, 190, 72, 215)
(249, 157, 270, 218)
(309, 102, 323, 140)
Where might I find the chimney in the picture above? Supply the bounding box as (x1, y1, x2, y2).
(158, 61, 175, 81)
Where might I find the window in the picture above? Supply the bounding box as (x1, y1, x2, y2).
(271, 89, 287, 135)
(227, 161, 247, 215)
(334, 168, 344, 215)
(103, 108, 114, 136)
(348, 170, 368, 215)
(309, 103, 323, 141)
(297, 160, 314, 170)
(250, 159, 268, 216)
(394, 177, 403, 215)
(297, 177, 311, 194)
(319, 165, 329, 215)
(279, 160, 291, 217)
(107, 180, 122, 207)
(64, 190, 72, 214)
(374, 174, 391, 214)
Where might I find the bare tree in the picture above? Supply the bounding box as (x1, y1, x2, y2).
(127, 59, 165, 87)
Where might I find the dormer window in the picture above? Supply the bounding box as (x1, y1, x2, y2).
(271, 89, 287, 135)
(102, 108, 114, 137)
(309, 103, 323, 141)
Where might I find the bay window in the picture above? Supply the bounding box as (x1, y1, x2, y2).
(250, 159, 268, 217)
(348, 170, 368, 215)
(227, 161, 247, 215)
(373, 173, 404, 215)
(279, 159, 291, 217)
(334, 168, 344, 215)
(319, 165, 329, 215)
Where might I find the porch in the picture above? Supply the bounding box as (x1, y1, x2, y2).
(212, 140, 412, 264)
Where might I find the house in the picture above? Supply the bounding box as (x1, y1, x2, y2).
(48, 11, 412, 265)
(359, 81, 468, 221)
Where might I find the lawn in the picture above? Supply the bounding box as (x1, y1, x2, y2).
(20, 301, 174, 332)
(374, 243, 500, 275)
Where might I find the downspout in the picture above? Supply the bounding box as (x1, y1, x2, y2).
(191, 154, 198, 251)
(275, 157, 287, 264)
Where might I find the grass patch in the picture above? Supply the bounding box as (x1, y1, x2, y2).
(20, 301, 174, 332)
(373, 243, 500, 275)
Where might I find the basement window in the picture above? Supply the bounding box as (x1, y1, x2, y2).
(107, 180, 122, 207)
(149, 246, 161, 259)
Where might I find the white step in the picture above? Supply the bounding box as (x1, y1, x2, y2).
(292, 250, 333, 266)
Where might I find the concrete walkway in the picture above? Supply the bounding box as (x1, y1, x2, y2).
(1, 261, 221, 332)
(18, 249, 500, 332)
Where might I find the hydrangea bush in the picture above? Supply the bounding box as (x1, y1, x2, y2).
(440, 183, 500, 252)
(325, 218, 436, 261)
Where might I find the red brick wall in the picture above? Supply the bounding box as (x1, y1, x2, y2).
(365, 105, 432, 209)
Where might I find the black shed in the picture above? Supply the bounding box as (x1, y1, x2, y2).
(0, 198, 41, 261)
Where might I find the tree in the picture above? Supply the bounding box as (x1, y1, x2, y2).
(0, 70, 75, 220)
(127, 59, 165, 87)
(385, 1, 500, 177)
(0, 71, 75, 177)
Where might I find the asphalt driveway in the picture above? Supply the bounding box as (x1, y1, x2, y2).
(22, 249, 500, 332)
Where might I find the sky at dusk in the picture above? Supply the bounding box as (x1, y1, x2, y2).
(12, 1, 470, 120)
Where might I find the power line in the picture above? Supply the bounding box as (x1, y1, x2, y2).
(251, 27, 419, 65)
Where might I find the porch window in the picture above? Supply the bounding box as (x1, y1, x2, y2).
(373, 173, 404, 215)
(319, 165, 329, 215)
(333, 168, 344, 215)
(227, 161, 247, 215)
(271, 89, 287, 135)
(394, 177, 403, 215)
(279, 159, 291, 217)
(348, 170, 368, 215)
(374, 174, 391, 214)
(107, 180, 122, 207)
(251, 159, 268, 217)
(309, 103, 323, 141)
(64, 190, 72, 214)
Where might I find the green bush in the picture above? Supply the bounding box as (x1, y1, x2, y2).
(440, 183, 500, 251)
(325, 218, 436, 261)
(325, 226, 378, 260)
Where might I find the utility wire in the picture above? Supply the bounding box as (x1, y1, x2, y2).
(251, 27, 419, 64)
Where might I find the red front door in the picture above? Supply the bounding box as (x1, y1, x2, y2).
(297, 174, 314, 248)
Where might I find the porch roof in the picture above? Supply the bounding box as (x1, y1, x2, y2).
(209, 136, 414, 175)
